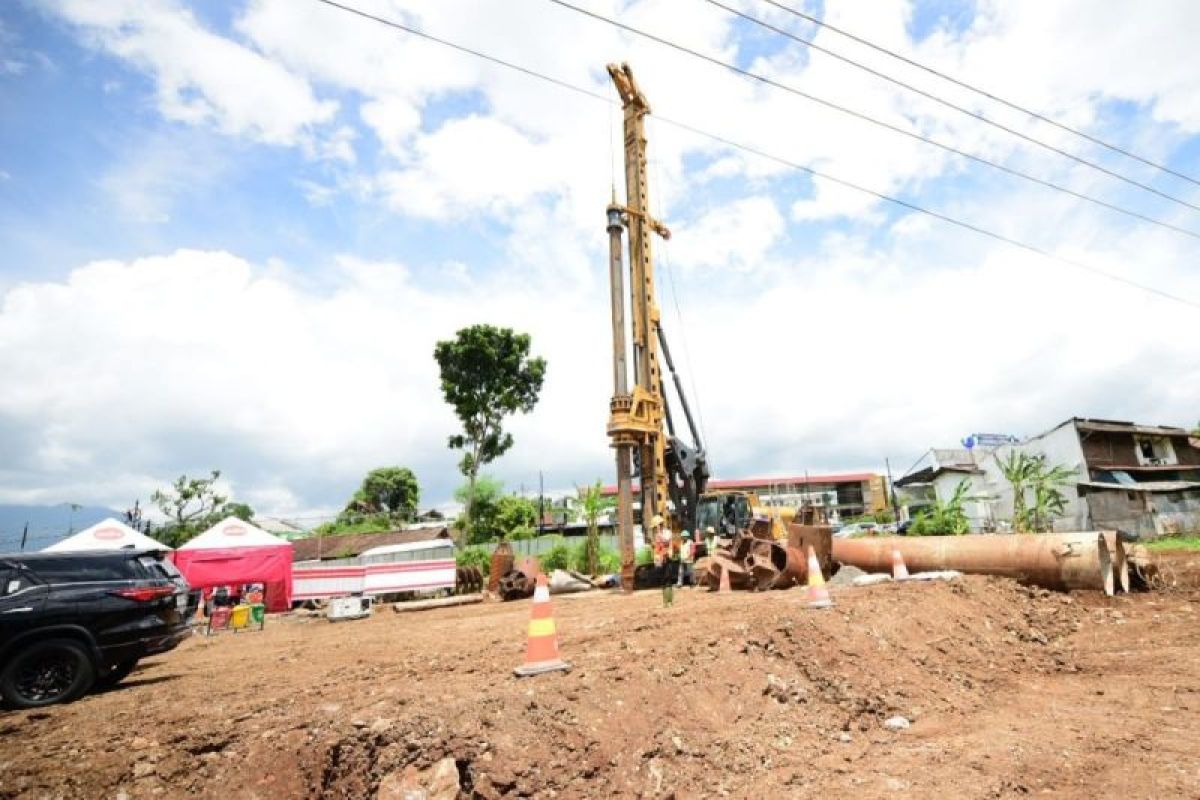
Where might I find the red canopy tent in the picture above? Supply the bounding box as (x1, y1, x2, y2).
(174, 517, 294, 612)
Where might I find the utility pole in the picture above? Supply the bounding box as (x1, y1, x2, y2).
(885, 457, 901, 522)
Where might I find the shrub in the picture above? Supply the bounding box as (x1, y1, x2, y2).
(563, 541, 621, 574)
(456, 545, 493, 576)
(539, 538, 572, 572)
(596, 546, 621, 574)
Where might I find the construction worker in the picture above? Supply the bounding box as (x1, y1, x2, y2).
(704, 526, 716, 558)
(678, 530, 695, 587)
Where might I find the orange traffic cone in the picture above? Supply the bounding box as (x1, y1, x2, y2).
(514, 573, 571, 677)
(804, 544, 834, 609)
(891, 547, 910, 580)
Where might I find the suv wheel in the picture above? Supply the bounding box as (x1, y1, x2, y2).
(0, 639, 96, 709)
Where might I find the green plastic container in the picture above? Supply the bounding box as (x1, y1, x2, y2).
(250, 603, 266, 627)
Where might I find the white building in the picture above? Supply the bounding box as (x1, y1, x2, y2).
(899, 418, 1200, 536)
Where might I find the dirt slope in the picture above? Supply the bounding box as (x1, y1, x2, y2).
(1, 576, 1197, 799)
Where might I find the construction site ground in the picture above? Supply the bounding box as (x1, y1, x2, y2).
(3, 560, 1200, 799)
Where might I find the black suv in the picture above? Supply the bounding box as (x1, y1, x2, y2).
(0, 549, 196, 709)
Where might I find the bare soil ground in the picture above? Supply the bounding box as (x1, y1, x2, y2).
(2, 572, 1198, 799)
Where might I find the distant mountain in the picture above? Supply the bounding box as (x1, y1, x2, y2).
(0, 504, 121, 552)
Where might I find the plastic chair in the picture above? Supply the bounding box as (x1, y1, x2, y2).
(207, 606, 231, 635)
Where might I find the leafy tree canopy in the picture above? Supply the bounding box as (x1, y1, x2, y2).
(344, 467, 420, 520)
(454, 476, 504, 544)
(451, 477, 538, 544)
(149, 470, 254, 547)
(314, 466, 421, 537)
(996, 452, 1074, 532)
(434, 325, 546, 540)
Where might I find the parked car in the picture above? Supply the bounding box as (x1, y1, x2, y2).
(0, 549, 195, 709)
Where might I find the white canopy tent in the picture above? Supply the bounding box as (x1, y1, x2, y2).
(43, 517, 170, 552)
(177, 517, 290, 550)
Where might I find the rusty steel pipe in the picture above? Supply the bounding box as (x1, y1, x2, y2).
(832, 533, 1113, 595)
(488, 542, 514, 595)
(1101, 531, 1129, 593)
(773, 546, 809, 589)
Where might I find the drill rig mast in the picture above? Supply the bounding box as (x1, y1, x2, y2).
(605, 63, 710, 592)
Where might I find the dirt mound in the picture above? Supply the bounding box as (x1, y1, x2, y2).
(0, 575, 1102, 799)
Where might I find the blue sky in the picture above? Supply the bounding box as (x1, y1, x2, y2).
(1, 0, 1198, 526)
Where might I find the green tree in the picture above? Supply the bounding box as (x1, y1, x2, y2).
(434, 325, 546, 542)
(495, 495, 538, 540)
(996, 452, 1075, 533)
(222, 502, 255, 522)
(150, 470, 254, 547)
(454, 475, 504, 544)
(996, 451, 1038, 533)
(577, 480, 613, 574)
(909, 479, 971, 536)
(1027, 459, 1075, 533)
(343, 467, 420, 521)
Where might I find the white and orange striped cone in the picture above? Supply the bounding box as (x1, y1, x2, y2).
(891, 547, 910, 580)
(514, 573, 571, 677)
(804, 544, 834, 609)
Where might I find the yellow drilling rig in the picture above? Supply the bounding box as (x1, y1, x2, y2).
(604, 63, 708, 592)
(604, 63, 798, 593)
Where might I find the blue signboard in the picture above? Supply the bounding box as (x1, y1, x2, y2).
(963, 433, 1019, 449)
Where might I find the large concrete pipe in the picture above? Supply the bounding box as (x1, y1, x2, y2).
(832, 533, 1113, 595)
(1101, 531, 1129, 593)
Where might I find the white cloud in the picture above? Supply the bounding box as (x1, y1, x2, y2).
(670, 196, 786, 272)
(10, 0, 1200, 516)
(376, 115, 561, 220)
(2, 235, 1196, 514)
(97, 132, 228, 223)
(44, 0, 337, 146)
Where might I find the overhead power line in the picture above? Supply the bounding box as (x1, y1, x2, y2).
(706, 0, 1200, 208)
(758, 0, 1200, 189)
(307, 0, 1200, 310)
(548, 0, 1200, 219)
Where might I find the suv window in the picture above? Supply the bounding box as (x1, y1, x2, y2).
(0, 566, 42, 595)
(26, 557, 135, 584)
(137, 556, 179, 582)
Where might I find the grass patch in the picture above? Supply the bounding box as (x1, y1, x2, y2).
(1146, 536, 1200, 552)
